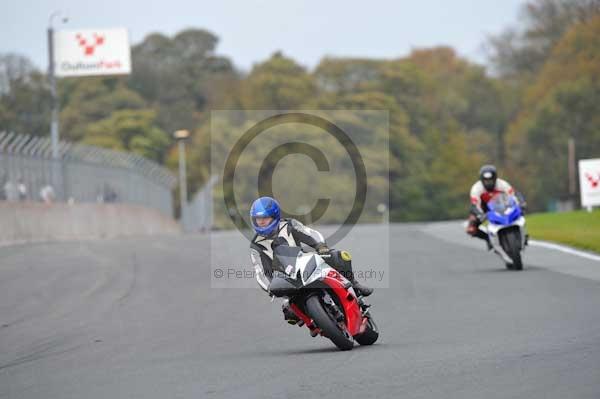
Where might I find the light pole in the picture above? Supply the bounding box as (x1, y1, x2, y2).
(47, 11, 68, 159)
(47, 11, 68, 200)
(174, 129, 190, 229)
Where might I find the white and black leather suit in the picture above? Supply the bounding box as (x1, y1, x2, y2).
(249, 218, 355, 293)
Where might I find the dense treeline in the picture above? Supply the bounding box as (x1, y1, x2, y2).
(1, 0, 599, 220)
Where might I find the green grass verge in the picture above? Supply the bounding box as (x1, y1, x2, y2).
(527, 210, 600, 253)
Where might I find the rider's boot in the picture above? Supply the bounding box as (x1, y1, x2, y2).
(473, 228, 492, 251)
(485, 237, 493, 251)
(282, 301, 300, 325)
(329, 250, 374, 297)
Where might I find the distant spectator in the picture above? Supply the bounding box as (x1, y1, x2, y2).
(40, 184, 56, 204)
(3, 180, 17, 201)
(105, 188, 117, 203)
(103, 183, 118, 203)
(17, 178, 27, 201)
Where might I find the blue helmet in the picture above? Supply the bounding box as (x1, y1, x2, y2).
(250, 196, 281, 236)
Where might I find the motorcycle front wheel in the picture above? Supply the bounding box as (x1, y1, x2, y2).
(305, 295, 354, 351)
(500, 229, 523, 271)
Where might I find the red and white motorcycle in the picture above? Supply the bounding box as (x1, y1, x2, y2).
(268, 244, 379, 351)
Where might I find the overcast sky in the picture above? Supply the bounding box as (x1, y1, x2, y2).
(1, 0, 525, 72)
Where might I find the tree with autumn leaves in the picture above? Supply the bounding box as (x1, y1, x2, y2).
(505, 13, 600, 209)
(1, 0, 599, 220)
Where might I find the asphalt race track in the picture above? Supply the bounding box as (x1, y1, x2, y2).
(1, 223, 599, 398)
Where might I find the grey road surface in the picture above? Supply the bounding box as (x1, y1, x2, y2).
(1, 224, 599, 398)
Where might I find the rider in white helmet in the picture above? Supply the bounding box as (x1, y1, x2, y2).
(466, 165, 526, 248)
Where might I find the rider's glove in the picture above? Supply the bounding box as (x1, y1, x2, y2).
(520, 201, 528, 214)
(316, 243, 330, 255)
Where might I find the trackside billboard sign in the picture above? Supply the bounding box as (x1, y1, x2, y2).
(579, 158, 600, 208)
(54, 28, 131, 77)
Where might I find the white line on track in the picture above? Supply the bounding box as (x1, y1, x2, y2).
(529, 240, 600, 263)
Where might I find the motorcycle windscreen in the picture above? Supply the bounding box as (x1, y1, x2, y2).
(487, 193, 521, 225)
(273, 245, 319, 283)
(301, 256, 318, 282)
(273, 245, 303, 274)
(488, 193, 511, 213)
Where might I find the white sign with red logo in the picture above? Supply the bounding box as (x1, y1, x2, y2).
(579, 158, 600, 208)
(54, 28, 131, 77)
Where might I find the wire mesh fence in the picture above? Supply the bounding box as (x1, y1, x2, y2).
(0, 132, 176, 216)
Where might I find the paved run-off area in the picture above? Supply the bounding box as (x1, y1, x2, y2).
(1, 223, 599, 398)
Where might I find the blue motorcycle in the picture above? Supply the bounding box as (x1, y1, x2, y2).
(480, 193, 528, 270)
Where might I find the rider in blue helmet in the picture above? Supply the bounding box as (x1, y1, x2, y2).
(249, 196, 373, 335)
(250, 196, 281, 236)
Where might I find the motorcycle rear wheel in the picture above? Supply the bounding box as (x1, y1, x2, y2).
(305, 295, 354, 351)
